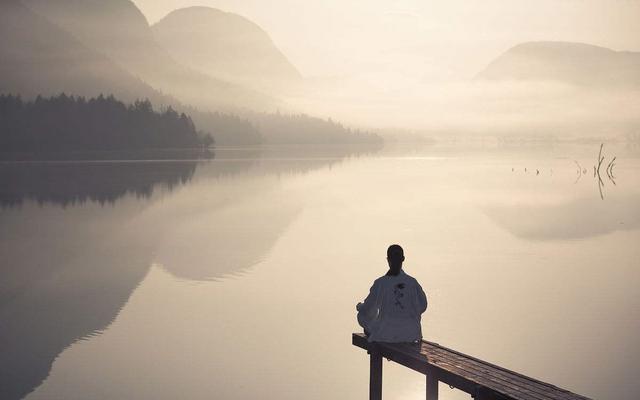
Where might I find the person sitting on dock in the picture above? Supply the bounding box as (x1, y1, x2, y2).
(356, 244, 428, 343)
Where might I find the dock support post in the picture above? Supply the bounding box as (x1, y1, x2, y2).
(426, 371, 438, 400)
(369, 347, 382, 400)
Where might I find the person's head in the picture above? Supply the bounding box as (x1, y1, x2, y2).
(386, 244, 405, 275)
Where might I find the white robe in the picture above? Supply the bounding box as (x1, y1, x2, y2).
(356, 270, 427, 343)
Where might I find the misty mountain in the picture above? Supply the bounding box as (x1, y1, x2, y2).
(0, 1, 161, 103)
(2, 1, 379, 147)
(152, 7, 303, 94)
(22, 0, 274, 111)
(477, 41, 640, 87)
(0, 1, 269, 145)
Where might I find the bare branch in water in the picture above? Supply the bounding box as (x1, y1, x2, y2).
(596, 143, 605, 177)
(592, 144, 618, 199)
(598, 178, 604, 200)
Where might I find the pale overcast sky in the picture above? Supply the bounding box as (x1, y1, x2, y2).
(133, 0, 640, 82)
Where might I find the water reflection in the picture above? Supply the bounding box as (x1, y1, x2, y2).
(0, 146, 377, 400)
(2, 143, 638, 400)
(152, 145, 382, 280)
(487, 143, 638, 240)
(150, 190, 302, 281)
(485, 194, 640, 240)
(0, 158, 204, 399)
(572, 143, 620, 199)
(0, 161, 198, 207)
(0, 203, 153, 400)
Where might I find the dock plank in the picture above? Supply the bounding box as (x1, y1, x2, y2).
(352, 333, 591, 400)
(424, 347, 578, 400)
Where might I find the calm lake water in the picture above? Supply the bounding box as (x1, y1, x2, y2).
(1, 143, 639, 400)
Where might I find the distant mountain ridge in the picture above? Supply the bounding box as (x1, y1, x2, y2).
(0, 1, 161, 103)
(477, 41, 640, 87)
(22, 0, 274, 111)
(0, 1, 268, 145)
(1, 0, 381, 146)
(152, 6, 302, 94)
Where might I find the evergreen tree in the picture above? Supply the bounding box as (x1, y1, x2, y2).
(0, 93, 214, 154)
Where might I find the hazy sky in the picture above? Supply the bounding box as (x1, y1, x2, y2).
(133, 0, 640, 82)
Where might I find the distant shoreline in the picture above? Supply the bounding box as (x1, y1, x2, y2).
(0, 148, 215, 162)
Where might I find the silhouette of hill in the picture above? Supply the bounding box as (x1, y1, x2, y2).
(0, 1, 162, 103)
(152, 6, 302, 94)
(0, 2, 269, 145)
(477, 41, 640, 87)
(2, 1, 380, 147)
(22, 0, 274, 111)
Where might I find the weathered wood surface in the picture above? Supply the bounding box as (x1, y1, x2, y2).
(352, 333, 592, 400)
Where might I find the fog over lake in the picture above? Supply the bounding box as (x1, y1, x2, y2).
(2, 0, 640, 398)
(1, 143, 638, 400)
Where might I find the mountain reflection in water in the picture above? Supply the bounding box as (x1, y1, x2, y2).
(0, 146, 377, 400)
(484, 194, 640, 240)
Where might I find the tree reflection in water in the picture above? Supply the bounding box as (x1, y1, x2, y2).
(0, 159, 201, 208)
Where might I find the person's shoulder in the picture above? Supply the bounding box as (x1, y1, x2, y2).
(373, 275, 387, 284)
(401, 271, 421, 284)
(373, 274, 397, 287)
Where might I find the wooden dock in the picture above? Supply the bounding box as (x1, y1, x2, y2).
(352, 333, 592, 400)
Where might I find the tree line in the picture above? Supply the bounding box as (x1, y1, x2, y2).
(188, 108, 382, 146)
(0, 93, 212, 154)
(0, 93, 383, 154)
(251, 111, 383, 145)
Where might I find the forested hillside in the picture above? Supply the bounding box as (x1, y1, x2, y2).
(0, 94, 212, 154)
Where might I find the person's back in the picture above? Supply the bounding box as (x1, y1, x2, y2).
(356, 244, 427, 343)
